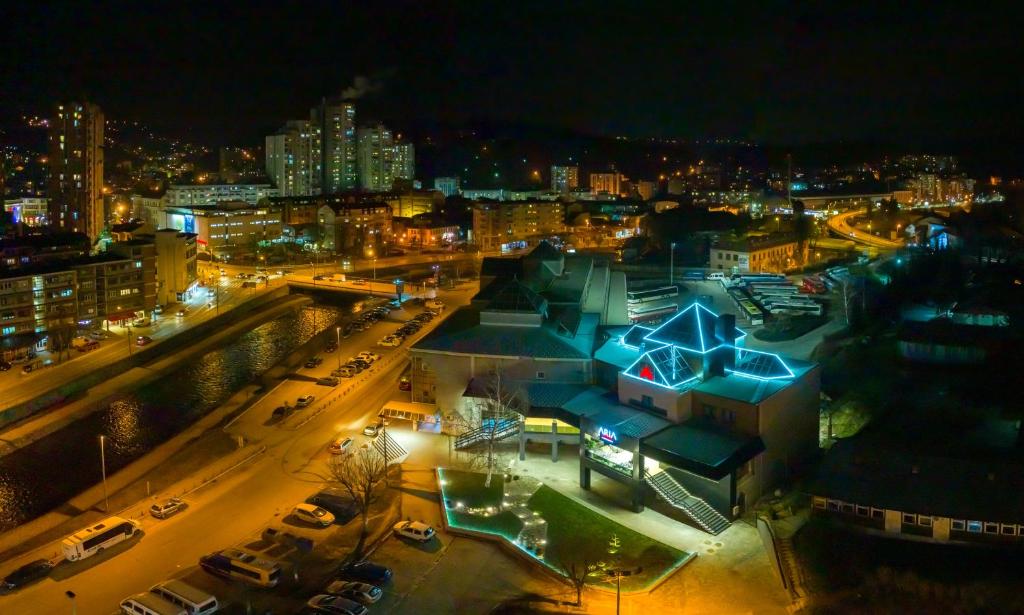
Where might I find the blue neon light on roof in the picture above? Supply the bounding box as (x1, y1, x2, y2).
(642, 302, 746, 353)
(726, 347, 795, 381)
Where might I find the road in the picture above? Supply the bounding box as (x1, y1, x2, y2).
(0, 270, 283, 413)
(0, 286, 475, 615)
(826, 208, 903, 250)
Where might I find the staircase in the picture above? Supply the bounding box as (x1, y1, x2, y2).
(645, 470, 731, 535)
(373, 432, 408, 463)
(455, 419, 520, 450)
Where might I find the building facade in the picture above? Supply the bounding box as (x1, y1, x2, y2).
(434, 177, 462, 197)
(471, 201, 566, 251)
(164, 202, 282, 258)
(163, 184, 278, 208)
(710, 235, 806, 273)
(590, 172, 623, 196)
(311, 99, 357, 192)
(154, 229, 198, 305)
(356, 125, 395, 191)
(393, 142, 415, 182)
(4, 197, 49, 227)
(551, 165, 580, 194)
(48, 101, 105, 241)
(266, 120, 319, 196)
(316, 195, 392, 257)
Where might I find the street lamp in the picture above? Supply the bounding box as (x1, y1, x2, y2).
(669, 241, 676, 285)
(99, 435, 109, 512)
(65, 590, 77, 615)
(335, 326, 342, 370)
(604, 566, 643, 615)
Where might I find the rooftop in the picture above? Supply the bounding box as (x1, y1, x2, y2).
(641, 418, 765, 480)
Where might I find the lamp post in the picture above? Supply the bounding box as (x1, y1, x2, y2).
(335, 327, 342, 370)
(99, 435, 109, 512)
(669, 241, 676, 285)
(65, 590, 77, 615)
(603, 566, 642, 615)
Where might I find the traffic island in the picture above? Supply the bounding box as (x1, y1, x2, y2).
(437, 468, 692, 594)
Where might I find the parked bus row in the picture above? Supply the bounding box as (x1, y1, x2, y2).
(626, 285, 679, 324)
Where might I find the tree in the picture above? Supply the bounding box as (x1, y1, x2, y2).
(554, 555, 598, 607)
(472, 370, 524, 487)
(327, 446, 389, 558)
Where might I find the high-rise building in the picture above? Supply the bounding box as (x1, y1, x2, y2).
(48, 101, 105, 241)
(357, 124, 395, 192)
(434, 177, 462, 197)
(266, 120, 319, 196)
(393, 142, 415, 182)
(590, 172, 623, 196)
(551, 165, 579, 194)
(311, 99, 357, 192)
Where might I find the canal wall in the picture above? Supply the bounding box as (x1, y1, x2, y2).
(0, 287, 307, 455)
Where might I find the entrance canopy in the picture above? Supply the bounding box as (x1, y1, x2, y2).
(641, 417, 765, 480)
(379, 401, 440, 424)
(105, 310, 138, 323)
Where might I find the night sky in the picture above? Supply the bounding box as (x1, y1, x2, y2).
(3, 2, 1021, 147)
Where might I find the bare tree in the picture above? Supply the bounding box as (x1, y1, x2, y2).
(839, 278, 856, 326)
(474, 370, 524, 487)
(327, 447, 389, 558)
(555, 555, 598, 607)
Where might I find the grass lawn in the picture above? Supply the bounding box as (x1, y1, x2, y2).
(439, 469, 689, 592)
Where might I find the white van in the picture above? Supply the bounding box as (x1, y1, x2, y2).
(150, 579, 219, 614)
(120, 592, 188, 615)
(707, 272, 726, 280)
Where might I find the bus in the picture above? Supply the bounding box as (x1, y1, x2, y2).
(626, 286, 679, 305)
(738, 299, 765, 326)
(628, 301, 679, 324)
(749, 284, 800, 296)
(764, 300, 823, 316)
(198, 549, 281, 588)
(62, 516, 140, 562)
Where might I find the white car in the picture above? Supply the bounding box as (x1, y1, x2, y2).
(293, 503, 335, 527)
(377, 337, 400, 348)
(296, 395, 315, 408)
(324, 580, 383, 604)
(393, 520, 435, 542)
(356, 351, 380, 363)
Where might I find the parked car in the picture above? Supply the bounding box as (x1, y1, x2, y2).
(362, 424, 378, 437)
(306, 594, 368, 615)
(393, 520, 436, 542)
(324, 580, 382, 604)
(149, 497, 185, 519)
(305, 356, 323, 368)
(328, 437, 354, 455)
(0, 360, 11, 372)
(324, 343, 337, 353)
(306, 489, 358, 522)
(89, 330, 109, 340)
(2, 559, 53, 591)
(337, 561, 392, 585)
(296, 395, 315, 408)
(292, 503, 335, 527)
(272, 405, 291, 420)
(152, 305, 163, 315)
(398, 376, 411, 391)
(377, 337, 400, 348)
(332, 367, 355, 378)
(316, 376, 339, 387)
(347, 358, 369, 370)
(133, 318, 151, 327)
(136, 335, 153, 346)
(356, 351, 380, 363)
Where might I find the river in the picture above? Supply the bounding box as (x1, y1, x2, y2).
(0, 296, 357, 531)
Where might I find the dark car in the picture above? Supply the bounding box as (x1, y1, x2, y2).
(398, 376, 411, 391)
(338, 561, 392, 585)
(2, 559, 53, 591)
(272, 405, 290, 419)
(0, 360, 11, 372)
(306, 490, 358, 523)
(344, 362, 364, 374)
(325, 343, 337, 353)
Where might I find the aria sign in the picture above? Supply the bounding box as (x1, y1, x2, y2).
(597, 427, 618, 444)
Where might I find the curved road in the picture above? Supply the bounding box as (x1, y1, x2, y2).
(827, 208, 903, 250)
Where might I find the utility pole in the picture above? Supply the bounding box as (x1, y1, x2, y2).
(669, 241, 676, 285)
(335, 327, 342, 370)
(99, 435, 108, 512)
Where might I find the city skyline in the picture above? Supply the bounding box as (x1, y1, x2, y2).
(3, 2, 1022, 149)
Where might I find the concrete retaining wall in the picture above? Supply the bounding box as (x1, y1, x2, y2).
(0, 286, 292, 431)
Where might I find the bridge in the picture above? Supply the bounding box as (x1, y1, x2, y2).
(826, 208, 903, 250)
